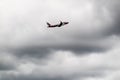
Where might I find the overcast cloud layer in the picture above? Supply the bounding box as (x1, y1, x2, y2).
(0, 0, 120, 80)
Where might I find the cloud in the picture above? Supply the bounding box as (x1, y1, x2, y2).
(0, 0, 119, 55)
(93, 0, 120, 36)
(0, 0, 120, 80)
(0, 53, 16, 71)
(0, 44, 120, 80)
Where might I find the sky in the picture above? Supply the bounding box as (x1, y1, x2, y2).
(0, 0, 120, 80)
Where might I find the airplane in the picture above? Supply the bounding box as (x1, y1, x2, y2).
(47, 21, 69, 28)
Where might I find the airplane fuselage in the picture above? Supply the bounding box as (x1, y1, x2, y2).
(47, 21, 69, 28)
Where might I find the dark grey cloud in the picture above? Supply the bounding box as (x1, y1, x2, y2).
(0, 62, 15, 71)
(94, 0, 120, 36)
(0, 53, 16, 71)
(4, 38, 111, 59)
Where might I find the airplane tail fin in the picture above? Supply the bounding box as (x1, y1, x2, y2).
(46, 22, 51, 26)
